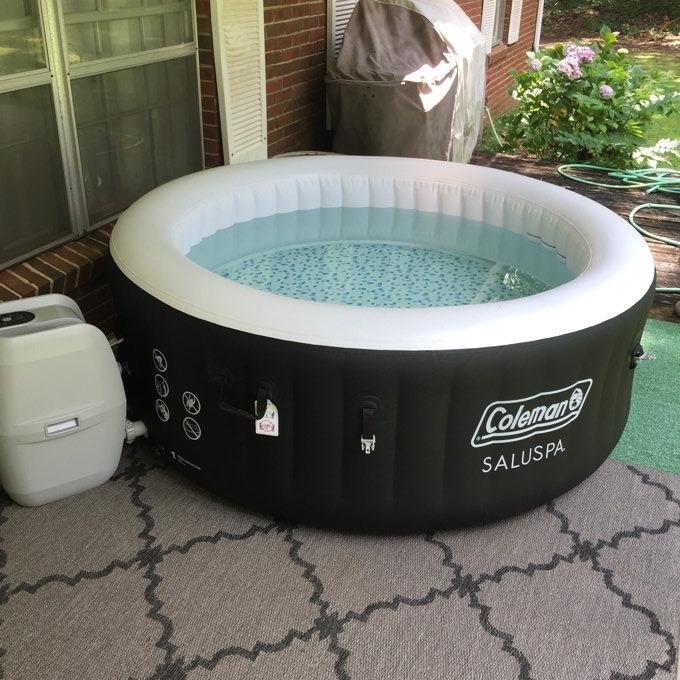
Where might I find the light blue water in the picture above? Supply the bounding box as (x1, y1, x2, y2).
(217, 241, 549, 307)
(188, 207, 574, 308)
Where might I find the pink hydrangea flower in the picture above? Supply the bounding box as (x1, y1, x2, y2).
(528, 58, 542, 71)
(599, 84, 614, 99)
(557, 57, 582, 79)
(565, 45, 596, 63)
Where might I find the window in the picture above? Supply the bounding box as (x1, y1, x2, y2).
(0, 0, 202, 268)
(490, 0, 507, 46)
(481, 0, 524, 53)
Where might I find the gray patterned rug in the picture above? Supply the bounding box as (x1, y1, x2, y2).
(1, 443, 678, 680)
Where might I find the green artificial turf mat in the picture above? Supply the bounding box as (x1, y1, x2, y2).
(611, 318, 680, 474)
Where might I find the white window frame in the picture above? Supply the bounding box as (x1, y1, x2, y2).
(0, 0, 202, 266)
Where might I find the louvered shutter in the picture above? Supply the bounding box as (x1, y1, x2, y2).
(327, 0, 359, 66)
(480, 0, 497, 54)
(507, 0, 524, 44)
(210, 0, 268, 164)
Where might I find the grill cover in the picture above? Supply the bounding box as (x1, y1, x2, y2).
(326, 0, 486, 162)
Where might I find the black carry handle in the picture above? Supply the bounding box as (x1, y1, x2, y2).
(217, 374, 269, 420)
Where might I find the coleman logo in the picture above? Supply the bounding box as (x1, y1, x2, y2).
(471, 379, 593, 448)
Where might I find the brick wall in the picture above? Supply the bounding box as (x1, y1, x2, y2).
(264, 0, 332, 156)
(457, 0, 482, 25)
(0, 225, 116, 335)
(196, 0, 223, 168)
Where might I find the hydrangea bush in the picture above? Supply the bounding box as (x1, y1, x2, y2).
(495, 26, 680, 167)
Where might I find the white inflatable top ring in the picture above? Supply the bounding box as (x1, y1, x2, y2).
(110, 155, 655, 351)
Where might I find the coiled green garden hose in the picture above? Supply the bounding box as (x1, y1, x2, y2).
(558, 164, 680, 195)
(557, 164, 680, 298)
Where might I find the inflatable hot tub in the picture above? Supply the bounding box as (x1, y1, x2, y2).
(108, 155, 655, 531)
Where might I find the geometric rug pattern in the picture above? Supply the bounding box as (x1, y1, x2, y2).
(1, 444, 678, 680)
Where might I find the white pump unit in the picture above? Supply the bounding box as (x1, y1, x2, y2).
(0, 294, 127, 506)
